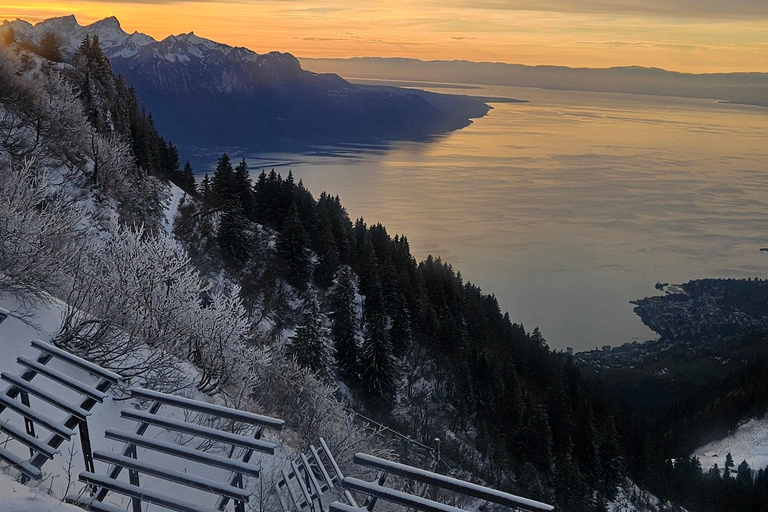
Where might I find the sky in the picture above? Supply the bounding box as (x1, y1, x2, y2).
(3, 1, 768, 73)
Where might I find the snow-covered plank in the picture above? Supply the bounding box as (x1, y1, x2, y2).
(352, 454, 554, 512)
(342, 477, 468, 512)
(69, 497, 127, 512)
(30, 340, 122, 383)
(0, 445, 42, 480)
(92, 451, 251, 501)
(0, 393, 75, 439)
(291, 459, 314, 508)
(104, 429, 261, 477)
(300, 452, 325, 498)
(310, 444, 334, 490)
(16, 356, 107, 401)
(0, 420, 59, 459)
(281, 467, 306, 510)
(2, 372, 90, 421)
(329, 503, 366, 512)
(319, 438, 358, 508)
(320, 438, 345, 481)
(78, 471, 215, 512)
(129, 388, 284, 429)
(121, 409, 277, 454)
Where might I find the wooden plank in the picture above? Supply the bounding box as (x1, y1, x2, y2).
(310, 445, 334, 490)
(0, 420, 58, 459)
(79, 471, 216, 512)
(93, 451, 251, 501)
(69, 497, 127, 512)
(30, 340, 122, 383)
(16, 357, 107, 401)
(342, 477, 467, 512)
(291, 460, 314, 509)
(0, 394, 74, 439)
(121, 409, 276, 454)
(282, 467, 305, 510)
(352, 454, 554, 512)
(300, 453, 325, 498)
(319, 438, 344, 481)
(0, 445, 42, 480)
(330, 503, 366, 512)
(130, 388, 284, 429)
(2, 372, 90, 421)
(104, 429, 261, 477)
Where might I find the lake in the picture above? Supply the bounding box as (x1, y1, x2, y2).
(202, 82, 768, 352)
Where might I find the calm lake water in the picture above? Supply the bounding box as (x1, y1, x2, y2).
(203, 82, 768, 352)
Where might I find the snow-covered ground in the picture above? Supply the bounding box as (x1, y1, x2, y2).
(693, 415, 768, 472)
(0, 473, 84, 512)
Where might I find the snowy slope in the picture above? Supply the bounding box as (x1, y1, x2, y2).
(0, 473, 84, 512)
(0, 294, 285, 510)
(693, 415, 768, 472)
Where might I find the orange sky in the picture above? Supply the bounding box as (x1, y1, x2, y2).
(3, 1, 768, 73)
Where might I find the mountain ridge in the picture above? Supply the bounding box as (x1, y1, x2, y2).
(0, 15, 489, 146)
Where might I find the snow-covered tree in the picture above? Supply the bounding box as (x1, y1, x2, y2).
(0, 159, 84, 309)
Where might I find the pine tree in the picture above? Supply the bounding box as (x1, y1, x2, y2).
(314, 218, 339, 289)
(199, 173, 211, 199)
(210, 153, 235, 205)
(234, 158, 256, 218)
(38, 31, 62, 62)
(360, 280, 396, 401)
(276, 202, 311, 289)
(217, 209, 251, 266)
(288, 299, 329, 375)
(175, 161, 197, 195)
(389, 291, 412, 356)
(330, 266, 358, 378)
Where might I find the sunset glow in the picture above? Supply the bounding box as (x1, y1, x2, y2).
(4, 0, 768, 73)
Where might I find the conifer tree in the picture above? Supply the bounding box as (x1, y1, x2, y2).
(276, 202, 311, 289)
(288, 299, 329, 375)
(38, 31, 62, 62)
(211, 153, 235, 205)
(175, 161, 197, 195)
(234, 158, 255, 218)
(199, 173, 211, 199)
(217, 209, 250, 266)
(330, 266, 358, 378)
(360, 279, 396, 400)
(314, 218, 339, 289)
(389, 291, 412, 356)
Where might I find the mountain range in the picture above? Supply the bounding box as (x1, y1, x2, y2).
(302, 57, 768, 108)
(1, 16, 489, 147)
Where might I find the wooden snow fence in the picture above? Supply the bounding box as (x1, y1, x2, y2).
(0, 338, 121, 483)
(72, 388, 284, 512)
(329, 453, 554, 512)
(274, 437, 359, 512)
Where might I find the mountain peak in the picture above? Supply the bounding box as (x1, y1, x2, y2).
(90, 16, 122, 30)
(36, 14, 79, 31)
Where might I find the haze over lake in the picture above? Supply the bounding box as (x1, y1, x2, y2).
(209, 82, 768, 352)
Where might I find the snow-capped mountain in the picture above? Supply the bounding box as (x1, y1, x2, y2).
(1, 15, 488, 146)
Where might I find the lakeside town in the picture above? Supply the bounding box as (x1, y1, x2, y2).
(576, 278, 768, 369)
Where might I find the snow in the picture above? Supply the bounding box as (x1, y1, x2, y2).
(163, 182, 184, 235)
(693, 415, 768, 472)
(0, 473, 85, 512)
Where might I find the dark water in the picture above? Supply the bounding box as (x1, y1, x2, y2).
(198, 82, 768, 352)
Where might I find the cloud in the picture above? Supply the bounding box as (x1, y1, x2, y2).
(443, 0, 768, 19)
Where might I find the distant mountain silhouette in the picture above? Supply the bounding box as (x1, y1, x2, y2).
(302, 57, 768, 108)
(1, 16, 489, 146)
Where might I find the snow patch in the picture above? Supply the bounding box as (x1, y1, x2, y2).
(693, 415, 768, 472)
